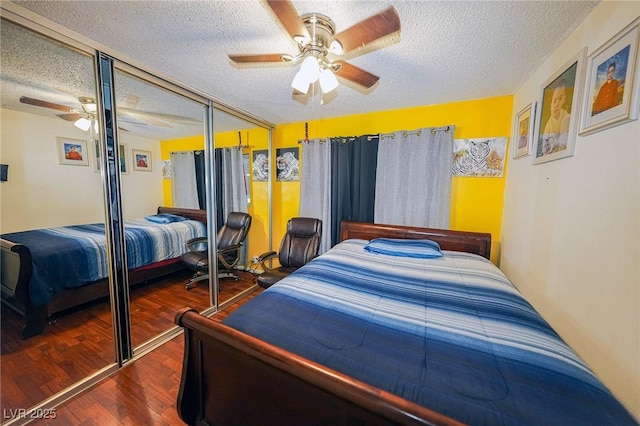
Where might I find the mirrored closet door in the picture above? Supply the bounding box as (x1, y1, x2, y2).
(0, 10, 273, 424)
(112, 66, 210, 350)
(0, 18, 116, 421)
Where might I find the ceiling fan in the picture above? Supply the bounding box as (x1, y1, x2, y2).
(229, 0, 401, 96)
(19, 96, 200, 132)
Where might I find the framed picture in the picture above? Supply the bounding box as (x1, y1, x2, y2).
(93, 139, 101, 172)
(161, 160, 172, 179)
(452, 137, 507, 177)
(275, 147, 299, 181)
(132, 149, 152, 171)
(94, 142, 129, 174)
(533, 47, 587, 165)
(579, 17, 639, 136)
(513, 102, 536, 159)
(252, 149, 269, 182)
(119, 144, 129, 174)
(57, 137, 89, 166)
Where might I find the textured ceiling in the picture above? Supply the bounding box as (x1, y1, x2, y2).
(5, 0, 599, 133)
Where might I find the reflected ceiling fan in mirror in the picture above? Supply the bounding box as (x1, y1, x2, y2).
(19, 95, 200, 133)
(19, 96, 101, 131)
(229, 0, 400, 100)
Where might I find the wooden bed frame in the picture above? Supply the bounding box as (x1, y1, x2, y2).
(174, 221, 491, 426)
(0, 206, 207, 339)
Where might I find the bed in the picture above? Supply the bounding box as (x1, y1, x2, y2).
(175, 221, 636, 425)
(1, 206, 207, 339)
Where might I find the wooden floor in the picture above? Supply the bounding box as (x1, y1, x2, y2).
(1, 269, 258, 424)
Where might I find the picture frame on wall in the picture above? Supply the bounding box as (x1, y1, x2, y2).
(533, 47, 587, 165)
(57, 137, 89, 166)
(119, 144, 129, 174)
(275, 147, 299, 182)
(94, 142, 129, 174)
(132, 149, 152, 171)
(93, 139, 101, 172)
(513, 102, 536, 159)
(252, 149, 269, 182)
(579, 17, 639, 136)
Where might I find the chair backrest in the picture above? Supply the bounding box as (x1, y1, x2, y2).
(278, 217, 322, 268)
(217, 212, 252, 250)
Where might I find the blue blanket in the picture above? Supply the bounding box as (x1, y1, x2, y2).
(224, 239, 636, 425)
(2, 218, 206, 306)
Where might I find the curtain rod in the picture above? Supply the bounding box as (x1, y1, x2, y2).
(170, 146, 251, 155)
(297, 126, 452, 144)
(380, 126, 451, 140)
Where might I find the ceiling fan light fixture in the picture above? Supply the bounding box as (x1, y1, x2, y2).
(74, 117, 92, 131)
(291, 69, 311, 94)
(299, 56, 320, 82)
(78, 96, 97, 113)
(319, 68, 339, 93)
(291, 56, 321, 93)
(82, 102, 97, 113)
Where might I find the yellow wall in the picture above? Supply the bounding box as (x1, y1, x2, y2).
(272, 95, 513, 264)
(160, 128, 271, 262)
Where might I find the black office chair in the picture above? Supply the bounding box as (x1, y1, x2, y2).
(181, 211, 252, 290)
(256, 217, 322, 289)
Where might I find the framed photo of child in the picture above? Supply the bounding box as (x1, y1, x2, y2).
(532, 48, 587, 165)
(579, 18, 639, 136)
(57, 137, 89, 166)
(513, 102, 536, 159)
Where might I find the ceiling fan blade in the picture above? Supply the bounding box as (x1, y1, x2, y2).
(329, 7, 400, 55)
(229, 53, 289, 63)
(20, 96, 75, 113)
(265, 0, 310, 42)
(57, 113, 84, 122)
(333, 60, 379, 89)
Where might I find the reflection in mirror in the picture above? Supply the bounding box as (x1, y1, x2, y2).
(162, 107, 270, 307)
(210, 109, 270, 306)
(0, 18, 115, 419)
(113, 68, 210, 350)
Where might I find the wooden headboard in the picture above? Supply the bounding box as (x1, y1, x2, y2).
(157, 206, 207, 223)
(340, 221, 491, 260)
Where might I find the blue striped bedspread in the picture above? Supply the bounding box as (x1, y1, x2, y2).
(223, 239, 636, 425)
(2, 218, 206, 306)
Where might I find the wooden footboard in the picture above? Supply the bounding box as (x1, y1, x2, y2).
(0, 239, 45, 338)
(175, 308, 462, 426)
(1, 206, 207, 339)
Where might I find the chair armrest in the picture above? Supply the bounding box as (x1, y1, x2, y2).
(186, 237, 208, 252)
(217, 244, 242, 269)
(257, 251, 277, 262)
(257, 251, 278, 271)
(218, 244, 241, 255)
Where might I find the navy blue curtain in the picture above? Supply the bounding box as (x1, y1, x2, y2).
(213, 149, 225, 232)
(330, 135, 379, 246)
(193, 151, 206, 210)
